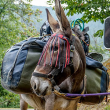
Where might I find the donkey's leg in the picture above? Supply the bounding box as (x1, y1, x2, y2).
(74, 104, 78, 110)
(20, 95, 28, 110)
(45, 93, 55, 110)
(72, 99, 80, 110)
(21, 94, 45, 110)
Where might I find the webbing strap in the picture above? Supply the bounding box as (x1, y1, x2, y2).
(32, 72, 48, 78)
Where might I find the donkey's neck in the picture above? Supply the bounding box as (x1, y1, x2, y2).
(59, 77, 83, 94)
(71, 58, 85, 93)
(59, 57, 85, 94)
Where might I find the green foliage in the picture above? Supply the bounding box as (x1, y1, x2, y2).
(0, 92, 20, 108)
(0, 0, 41, 108)
(0, 0, 41, 65)
(89, 43, 107, 54)
(89, 30, 110, 62)
(47, 0, 110, 23)
(93, 30, 103, 38)
(105, 105, 110, 110)
(89, 30, 104, 53)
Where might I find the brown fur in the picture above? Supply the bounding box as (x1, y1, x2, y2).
(20, 0, 86, 110)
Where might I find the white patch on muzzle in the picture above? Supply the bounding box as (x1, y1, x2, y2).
(31, 76, 52, 96)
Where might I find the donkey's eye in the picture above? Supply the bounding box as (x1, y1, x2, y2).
(54, 46, 58, 51)
(50, 46, 53, 51)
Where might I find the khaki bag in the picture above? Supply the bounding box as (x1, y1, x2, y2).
(1, 37, 46, 94)
(80, 57, 109, 104)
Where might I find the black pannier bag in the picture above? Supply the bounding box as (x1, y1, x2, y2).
(40, 20, 53, 36)
(1, 37, 48, 94)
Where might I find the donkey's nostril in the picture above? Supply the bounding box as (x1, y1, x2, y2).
(34, 84, 36, 90)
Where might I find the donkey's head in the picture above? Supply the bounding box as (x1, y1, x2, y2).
(30, 0, 86, 97)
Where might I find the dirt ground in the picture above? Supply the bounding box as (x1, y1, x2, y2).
(78, 94, 110, 110)
(0, 108, 34, 110)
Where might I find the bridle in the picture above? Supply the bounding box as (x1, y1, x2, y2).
(32, 33, 75, 92)
(33, 68, 62, 91)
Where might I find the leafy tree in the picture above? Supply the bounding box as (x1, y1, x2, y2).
(0, 0, 41, 107)
(0, 0, 42, 66)
(47, 0, 109, 23)
(0, 0, 41, 65)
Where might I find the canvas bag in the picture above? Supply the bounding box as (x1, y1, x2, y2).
(80, 57, 109, 104)
(1, 37, 47, 94)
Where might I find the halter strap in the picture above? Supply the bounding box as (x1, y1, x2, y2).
(32, 68, 62, 91)
(33, 68, 62, 78)
(33, 72, 48, 78)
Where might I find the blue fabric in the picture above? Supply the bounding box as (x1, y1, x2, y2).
(1, 43, 28, 87)
(1, 46, 20, 82)
(100, 70, 107, 101)
(15, 40, 27, 46)
(86, 56, 103, 69)
(1, 37, 46, 88)
(101, 70, 107, 92)
(11, 47, 28, 87)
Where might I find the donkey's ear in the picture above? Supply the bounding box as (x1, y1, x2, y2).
(46, 8, 60, 33)
(55, 0, 72, 37)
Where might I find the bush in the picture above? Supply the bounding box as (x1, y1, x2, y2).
(0, 92, 20, 108)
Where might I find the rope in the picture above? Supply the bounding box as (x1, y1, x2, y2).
(66, 92, 110, 97)
(43, 34, 51, 37)
(82, 39, 89, 46)
(71, 19, 84, 31)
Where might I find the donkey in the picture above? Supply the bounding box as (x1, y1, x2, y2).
(20, 0, 86, 110)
